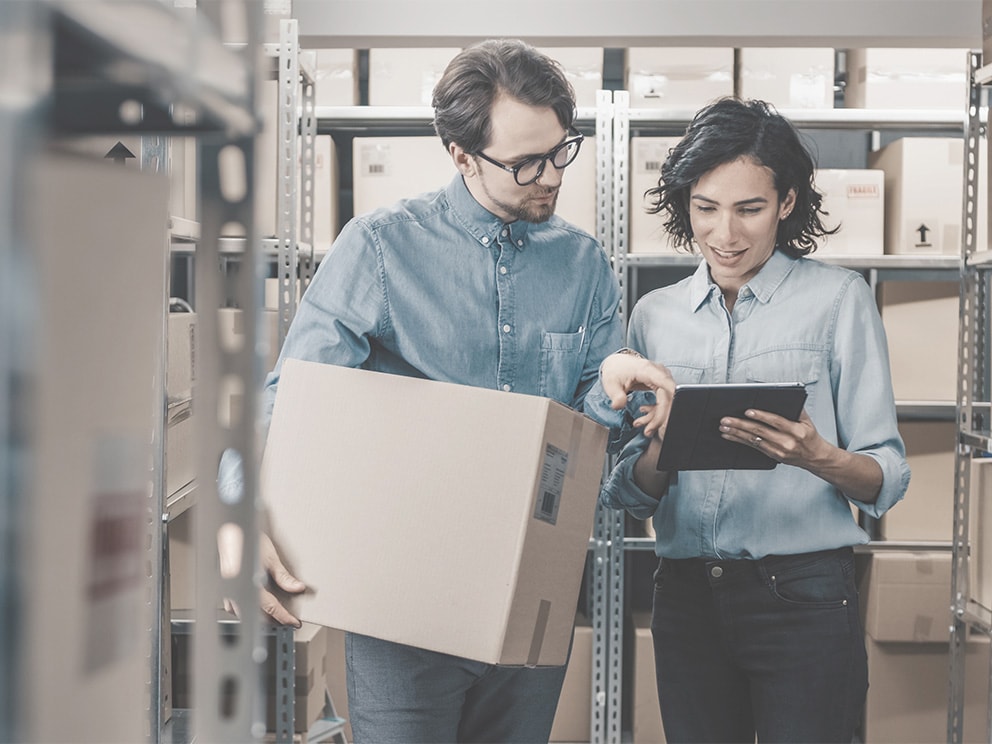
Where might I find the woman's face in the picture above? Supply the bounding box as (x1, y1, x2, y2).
(689, 156, 796, 296)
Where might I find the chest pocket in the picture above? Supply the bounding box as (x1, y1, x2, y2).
(539, 330, 584, 405)
(743, 349, 820, 406)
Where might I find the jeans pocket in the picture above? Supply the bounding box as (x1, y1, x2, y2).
(761, 551, 854, 609)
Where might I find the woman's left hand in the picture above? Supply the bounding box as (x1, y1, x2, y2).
(718, 409, 829, 468)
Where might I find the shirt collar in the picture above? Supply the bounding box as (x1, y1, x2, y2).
(688, 249, 799, 312)
(445, 174, 531, 251)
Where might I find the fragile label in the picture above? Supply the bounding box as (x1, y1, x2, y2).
(534, 443, 568, 525)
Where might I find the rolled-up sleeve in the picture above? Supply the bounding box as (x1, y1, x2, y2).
(600, 431, 663, 520)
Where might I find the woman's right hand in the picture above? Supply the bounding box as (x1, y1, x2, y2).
(599, 351, 676, 437)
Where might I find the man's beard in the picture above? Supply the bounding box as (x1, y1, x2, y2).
(480, 178, 559, 224)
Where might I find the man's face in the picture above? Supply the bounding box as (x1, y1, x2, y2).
(458, 95, 569, 224)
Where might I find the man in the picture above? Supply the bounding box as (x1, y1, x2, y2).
(221, 39, 623, 742)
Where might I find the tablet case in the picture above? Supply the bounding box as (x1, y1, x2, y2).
(656, 383, 807, 471)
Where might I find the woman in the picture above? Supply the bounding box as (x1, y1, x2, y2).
(585, 97, 911, 743)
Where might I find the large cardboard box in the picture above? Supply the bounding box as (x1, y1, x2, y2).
(352, 136, 454, 216)
(633, 613, 666, 744)
(368, 48, 461, 106)
(738, 48, 835, 109)
(550, 617, 593, 742)
(879, 281, 958, 402)
(845, 48, 970, 110)
(868, 136, 986, 256)
(879, 421, 956, 542)
(629, 137, 684, 254)
(813, 169, 885, 256)
(626, 48, 734, 110)
(262, 359, 608, 666)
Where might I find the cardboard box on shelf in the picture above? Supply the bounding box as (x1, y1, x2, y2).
(261, 359, 608, 666)
(879, 421, 956, 542)
(25, 151, 167, 743)
(626, 48, 734, 110)
(324, 628, 352, 742)
(368, 48, 461, 106)
(555, 135, 597, 237)
(845, 48, 970, 110)
(878, 280, 958, 402)
(229, 81, 340, 248)
(633, 613, 666, 744)
(313, 49, 359, 107)
(864, 634, 991, 744)
(352, 136, 455, 216)
(167, 508, 195, 611)
(628, 137, 684, 254)
(859, 551, 952, 643)
(860, 550, 990, 742)
(263, 623, 329, 734)
(969, 458, 992, 614)
(167, 311, 196, 402)
(737, 48, 835, 109)
(165, 399, 195, 498)
(537, 47, 604, 109)
(550, 616, 593, 743)
(868, 136, 987, 256)
(812, 169, 884, 256)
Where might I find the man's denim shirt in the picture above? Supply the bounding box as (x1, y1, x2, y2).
(584, 250, 911, 560)
(219, 174, 624, 500)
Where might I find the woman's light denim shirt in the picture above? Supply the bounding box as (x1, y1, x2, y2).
(219, 174, 624, 499)
(585, 250, 911, 560)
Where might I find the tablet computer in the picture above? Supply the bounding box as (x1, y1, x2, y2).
(655, 382, 807, 472)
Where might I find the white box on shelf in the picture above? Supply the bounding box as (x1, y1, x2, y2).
(969, 458, 992, 614)
(738, 48, 835, 109)
(555, 134, 597, 237)
(813, 169, 884, 256)
(629, 136, 684, 254)
(368, 48, 462, 106)
(352, 136, 454, 216)
(845, 48, 970, 110)
(167, 311, 196, 403)
(313, 48, 359, 107)
(537, 47, 604, 109)
(626, 48, 734, 110)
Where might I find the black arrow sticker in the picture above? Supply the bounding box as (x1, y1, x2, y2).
(916, 223, 932, 245)
(104, 141, 136, 166)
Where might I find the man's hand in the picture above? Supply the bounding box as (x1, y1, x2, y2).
(219, 526, 306, 628)
(600, 351, 676, 437)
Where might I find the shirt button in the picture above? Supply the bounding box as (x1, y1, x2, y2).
(502, 324, 511, 333)
(710, 565, 723, 578)
(502, 384, 511, 392)
(516, 239, 523, 247)
(501, 228, 508, 237)
(499, 266, 507, 275)
(481, 236, 490, 245)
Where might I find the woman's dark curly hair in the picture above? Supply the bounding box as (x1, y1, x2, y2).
(646, 97, 837, 257)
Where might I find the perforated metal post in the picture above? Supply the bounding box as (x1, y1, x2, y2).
(948, 49, 988, 744)
(192, 2, 266, 742)
(276, 19, 301, 347)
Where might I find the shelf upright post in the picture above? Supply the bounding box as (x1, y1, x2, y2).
(590, 88, 621, 744)
(948, 48, 989, 744)
(0, 2, 49, 741)
(297, 44, 318, 298)
(191, 1, 267, 741)
(275, 19, 302, 348)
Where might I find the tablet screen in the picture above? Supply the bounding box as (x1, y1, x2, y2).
(655, 382, 807, 471)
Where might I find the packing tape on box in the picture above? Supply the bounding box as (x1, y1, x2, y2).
(526, 599, 552, 668)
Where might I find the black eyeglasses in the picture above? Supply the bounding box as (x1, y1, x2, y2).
(473, 127, 584, 186)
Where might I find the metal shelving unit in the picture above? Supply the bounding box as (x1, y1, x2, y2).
(948, 49, 992, 744)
